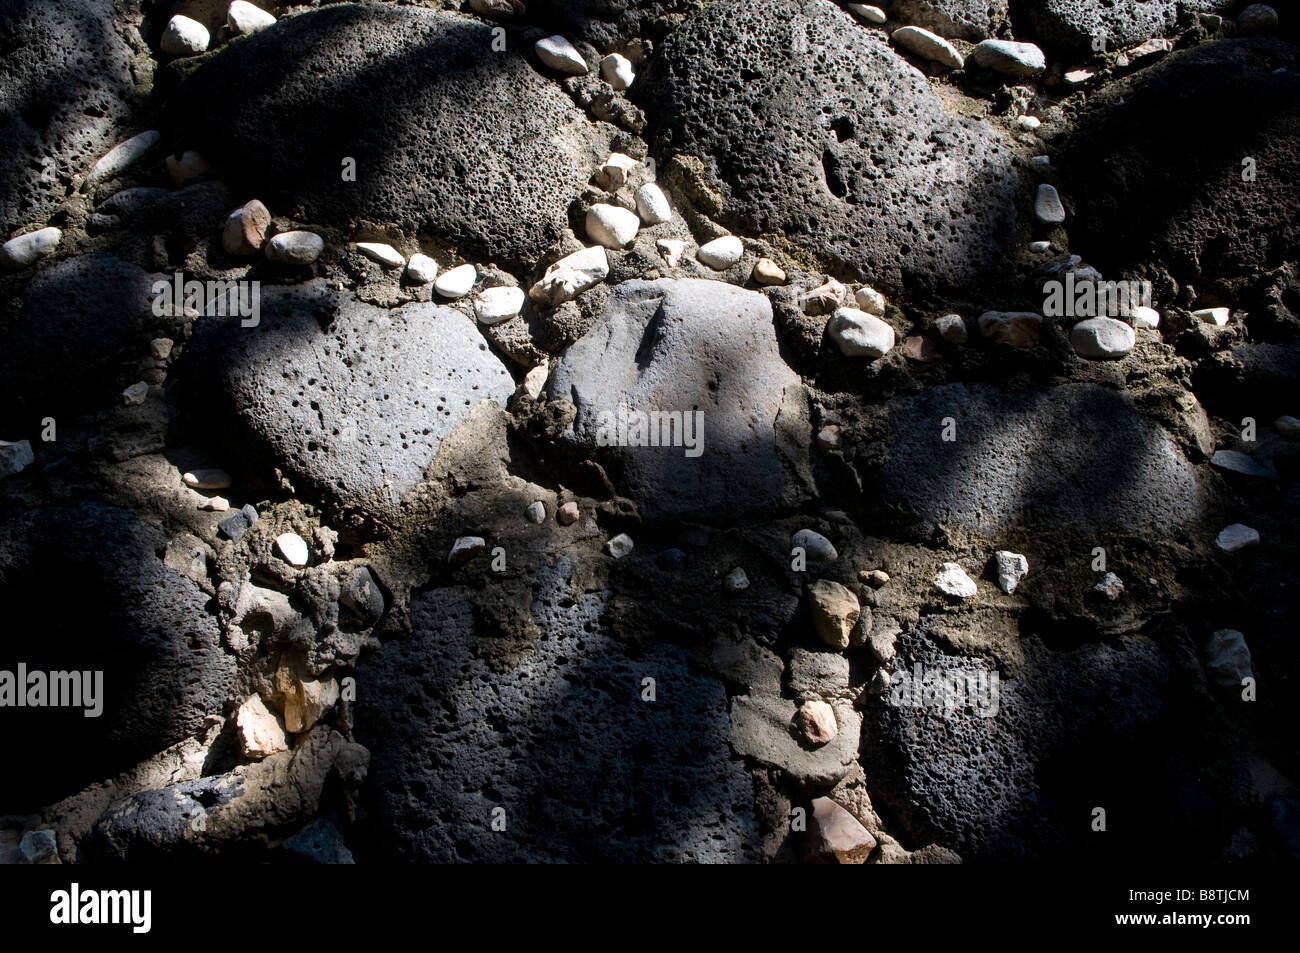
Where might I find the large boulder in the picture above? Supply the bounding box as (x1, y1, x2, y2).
(353, 556, 761, 862)
(0, 0, 137, 235)
(1010, 0, 1235, 57)
(640, 0, 1019, 299)
(547, 278, 813, 522)
(0, 503, 236, 810)
(890, 0, 1010, 40)
(865, 382, 1203, 536)
(1058, 38, 1300, 285)
(861, 620, 1245, 860)
(183, 282, 514, 523)
(0, 253, 154, 433)
(167, 3, 610, 271)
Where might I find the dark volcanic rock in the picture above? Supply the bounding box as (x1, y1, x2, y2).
(866, 382, 1203, 536)
(183, 281, 514, 523)
(0, 503, 235, 810)
(640, 0, 1020, 299)
(862, 620, 1245, 860)
(167, 3, 610, 271)
(547, 278, 813, 522)
(891, 0, 1010, 40)
(1010, 0, 1234, 57)
(1058, 38, 1300, 284)
(354, 556, 761, 862)
(522, 0, 703, 47)
(0, 253, 154, 432)
(0, 0, 137, 235)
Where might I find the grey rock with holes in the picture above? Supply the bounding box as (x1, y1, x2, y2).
(867, 383, 1202, 536)
(183, 281, 513, 521)
(642, 0, 1019, 297)
(354, 556, 761, 861)
(1017, 0, 1235, 57)
(0, 0, 137, 234)
(0, 503, 235, 810)
(888, 0, 1009, 39)
(167, 4, 610, 271)
(548, 279, 812, 522)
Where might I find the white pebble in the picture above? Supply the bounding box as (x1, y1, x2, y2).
(634, 183, 671, 224)
(228, 1, 277, 35)
(656, 238, 688, 267)
(275, 532, 309, 567)
(891, 26, 963, 69)
(161, 15, 210, 57)
(529, 246, 609, 306)
(994, 551, 1029, 594)
(1193, 307, 1230, 326)
(434, 263, 477, 299)
(121, 381, 148, 406)
(84, 131, 160, 191)
(596, 153, 639, 191)
(606, 533, 635, 559)
(847, 5, 886, 25)
(1216, 524, 1259, 552)
(405, 253, 439, 284)
(586, 203, 640, 248)
(854, 285, 886, 316)
(601, 53, 635, 90)
(535, 35, 589, 75)
(526, 501, 546, 524)
(1070, 317, 1135, 360)
(1029, 240, 1051, 253)
(1131, 306, 1160, 329)
(696, 235, 742, 269)
(934, 563, 977, 599)
(474, 286, 525, 325)
(828, 307, 895, 359)
(355, 242, 404, 268)
(0, 227, 61, 271)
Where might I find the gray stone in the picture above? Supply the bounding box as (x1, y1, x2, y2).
(0, 503, 236, 808)
(1205, 630, 1252, 689)
(339, 566, 385, 626)
(892, 26, 964, 69)
(283, 818, 353, 864)
(788, 648, 851, 701)
(791, 529, 837, 562)
(184, 282, 513, 521)
(934, 563, 977, 599)
(525, 501, 546, 524)
(353, 558, 761, 861)
(535, 35, 589, 75)
(1238, 4, 1278, 33)
(994, 551, 1029, 594)
(724, 567, 750, 593)
(84, 131, 161, 192)
(169, 4, 611, 271)
(827, 307, 895, 358)
(1035, 184, 1066, 224)
(1070, 317, 1135, 359)
(1016, 0, 1234, 57)
(218, 504, 261, 542)
(641, 0, 1019, 298)
(935, 313, 968, 344)
(1094, 572, 1125, 600)
(606, 533, 635, 558)
(0, 227, 61, 271)
(18, 830, 57, 864)
(449, 536, 488, 566)
(1215, 524, 1259, 552)
(548, 279, 811, 522)
(0, 0, 137, 233)
(1211, 450, 1277, 479)
(729, 693, 861, 787)
(265, 231, 325, 265)
(0, 440, 35, 479)
(969, 40, 1047, 78)
(868, 383, 1203, 536)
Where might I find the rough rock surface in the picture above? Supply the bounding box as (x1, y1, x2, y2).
(354, 557, 761, 862)
(0, 503, 235, 810)
(891, 0, 1010, 40)
(184, 282, 513, 523)
(1059, 38, 1300, 284)
(641, 0, 1020, 298)
(0, 0, 137, 234)
(1012, 0, 1236, 57)
(548, 278, 812, 522)
(868, 383, 1202, 536)
(168, 4, 610, 270)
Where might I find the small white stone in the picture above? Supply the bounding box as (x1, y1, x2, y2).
(448, 536, 487, 565)
(969, 39, 1047, 78)
(84, 131, 160, 191)
(1064, 69, 1094, 84)
(828, 307, 895, 359)
(586, 203, 640, 248)
(847, 4, 887, 25)
(656, 239, 688, 267)
(994, 551, 1029, 594)
(1029, 240, 1051, 253)
(606, 533, 635, 558)
(634, 183, 671, 225)
(1035, 183, 1065, 223)
(1094, 572, 1124, 601)
(526, 501, 546, 524)
(165, 150, 209, 185)
(935, 313, 967, 345)
(354, 242, 404, 268)
(1131, 306, 1160, 329)
(0, 440, 36, 479)
(121, 381, 149, 406)
(529, 246, 609, 305)
(1216, 524, 1260, 552)
(1017, 115, 1042, 132)
(236, 694, 287, 759)
(601, 52, 635, 90)
(474, 285, 525, 325)
(522, 363, 549, 399)
(934, 563, 977, 599)
(892, 26, 964, 69)
(790, 529, 837, 562)
(183, 468, 233, 490)
(228, 1, 277, 35)
(535, 35, 589, 75)
(161, 15, 210, 56)
(265, 230, 325, 265)
(275, 532, 309, 567)
(1193, 307, 1230, 326)
(434, 263, 477, 298)
(199, 495, 229, 512)
(150, 338, 173, 360)
(596, 153, 639, 191)
(803, 279, 847, 315)
(0, 227, 61, 271)
(854, 285, 887, 316)
(405, 253, 439, 284)
(697, 235, 743, 269)
(1070, 317, 1135, 360)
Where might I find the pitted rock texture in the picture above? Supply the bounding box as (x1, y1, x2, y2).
(867, 382, 1203, 536)
(0, 0, 137, 234)
(891, 0, 1010, 40)
(354, 556, 761, 862)
(0, 253, 154, 432)
(521, 0, 704, 47)
(167, 3, 610, 271)
(0, 503, 235, 810)
(641, 0, 1020, 298)
(1058, 38, 1300, 285)
(1010, 0, 1235, 57)
(183, 282, 513, 522)
(548, 278, 813, 522)
(861, 620, 1244, 860)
